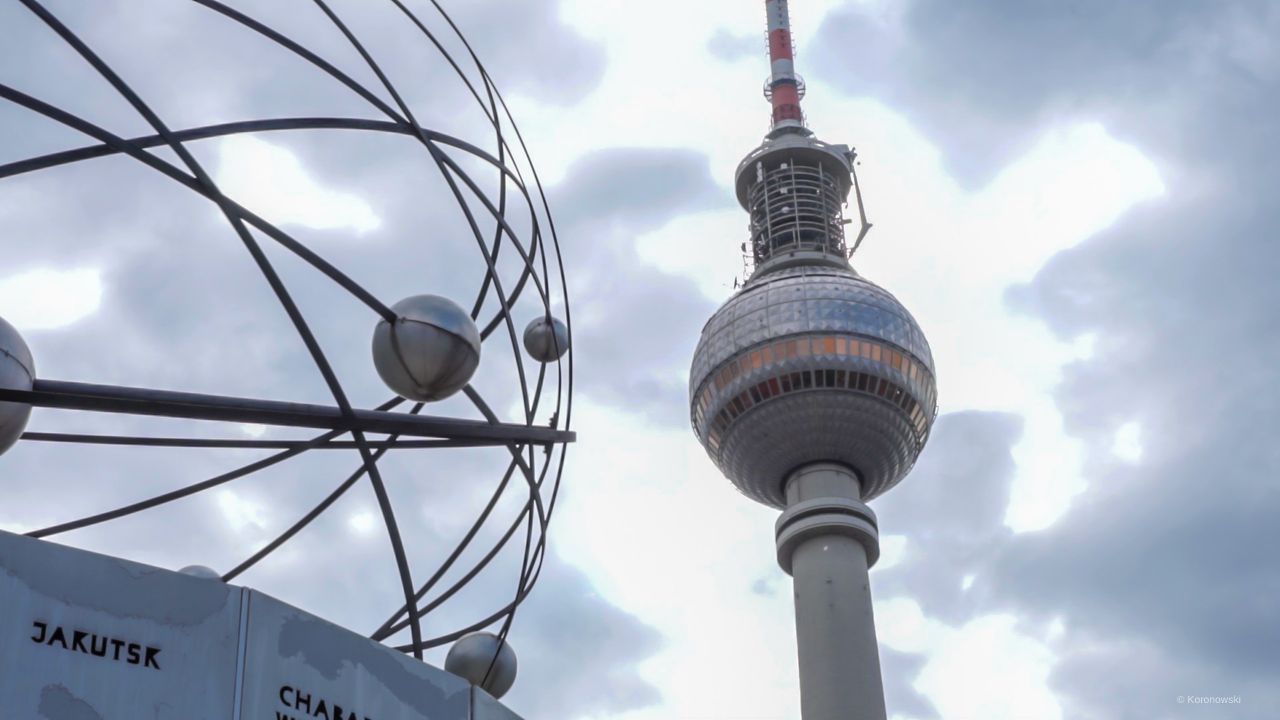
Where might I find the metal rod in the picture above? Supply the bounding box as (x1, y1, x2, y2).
(18, 432, 515, 450)
(1, 380, 575, 445)
(221, 401, 425, 582)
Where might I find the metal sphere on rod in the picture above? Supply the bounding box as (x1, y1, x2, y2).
(0, 315, 34, 456)
(178, 565, 223, 580)
(371, 295, 482, 402)
(445, 631, 518, 699)
(522, 315, 569, 363)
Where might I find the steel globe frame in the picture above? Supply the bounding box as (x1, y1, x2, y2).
(0, 0, 573, 671)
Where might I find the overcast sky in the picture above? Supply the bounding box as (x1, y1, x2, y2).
(2, 1, 1277, 719)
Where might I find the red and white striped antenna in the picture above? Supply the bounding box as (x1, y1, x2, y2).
(764, 0, 807, 133)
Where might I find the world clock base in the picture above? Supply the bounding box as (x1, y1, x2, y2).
(0, 529, 522, 720)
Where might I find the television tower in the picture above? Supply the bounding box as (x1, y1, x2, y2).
(688, 2, 937, 719)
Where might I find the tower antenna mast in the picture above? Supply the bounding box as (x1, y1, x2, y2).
(765, 0, 807, 133)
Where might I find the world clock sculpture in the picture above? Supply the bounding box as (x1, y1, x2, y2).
(0, 1, 570, 718)
(689, 2, 937, 718)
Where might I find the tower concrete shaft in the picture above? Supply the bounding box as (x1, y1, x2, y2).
(776, 463, 886, 720)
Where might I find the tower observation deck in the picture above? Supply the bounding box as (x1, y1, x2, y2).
(688, 3, 938, 719)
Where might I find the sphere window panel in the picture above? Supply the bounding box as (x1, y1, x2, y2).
(696, 330, 936, 438)
(693, 367, 929, 452)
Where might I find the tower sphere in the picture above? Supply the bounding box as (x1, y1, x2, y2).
(522, 315, 569, 363)
(445, 631, 518, 699)
(689, 265, 937, 508)
(0, 315, 34, 456)
(372, 295, 481, 402)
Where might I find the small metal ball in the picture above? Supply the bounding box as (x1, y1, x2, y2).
(444, 631, 517, 699)
(178, 565, 222, 580)
(0, 315, 34, 457)
(372, 295, 481, 402)
(522, 315, 569, 363)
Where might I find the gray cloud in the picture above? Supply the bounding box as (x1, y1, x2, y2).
(815, 1, 1280, 716)
(504, 553, 664, 718)
(873, 411, 1021, 624)
(812, 0, 1274, 185)
(552, 147, 730, 425)
(707, 28, 762, 64)
(880, 647, 936, 720)
(447, 1, 605, 105)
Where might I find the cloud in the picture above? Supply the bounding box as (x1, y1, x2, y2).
(813, 1, 1280, 715)
(215, 135, 381, 235)
(707, 29, 761, 63)
(872, 411, 1021, 623)
(448, 1, 605, 105)
(551, 148, 729, 424)
(0, 267, 103, 331)
(504, 552, 664, 718)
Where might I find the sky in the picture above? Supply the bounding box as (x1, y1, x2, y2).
(1, 1, 1278, 719)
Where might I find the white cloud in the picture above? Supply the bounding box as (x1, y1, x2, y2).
(878, 596, 942, 655)
(878, 534, 908, 572)
(1112, 421, 1143, 464)
(239, 423, 267, 438)
(348, 510, 378, 536)
(879, 600, 1062, 719)
(0, 267, 103, 331)
(634, 210, 746, 301)
(216, 489, 269, 534)
(560, 399, 797, 720)
(915, 615, 1061, 720)
(215, 135, 381, 235)
(1045, 617, 1066, 643)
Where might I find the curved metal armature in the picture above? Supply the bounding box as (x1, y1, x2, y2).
(0, 0, 573, 665)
